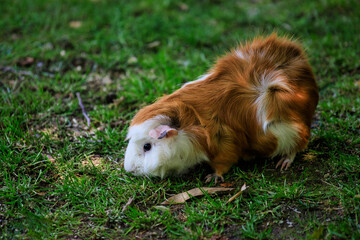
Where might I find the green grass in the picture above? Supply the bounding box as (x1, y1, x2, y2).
(1, 0, 359, 239)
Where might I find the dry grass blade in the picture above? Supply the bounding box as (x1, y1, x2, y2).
(161, 187, 234, 205)
(122, 197, 134, 212)
(227, 183, 247, 204)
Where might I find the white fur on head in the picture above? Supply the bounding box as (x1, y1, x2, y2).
(124, 115, 209, 178)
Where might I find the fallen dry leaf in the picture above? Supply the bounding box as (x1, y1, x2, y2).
(179, 3, 189, 11)
(69, 21, 82, 28)
(147, 41, 161, 48)
(127, 56, 138, 64)
(303, 152, 317, 162)
(355, 80, 360, 88)
(161, 187, 234, 205)
(45, 154, 56, 163)
(17, 57, 34, 67)
(227, 183, 247, 204)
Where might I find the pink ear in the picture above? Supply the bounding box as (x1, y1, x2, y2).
(149, 125, 178, 139)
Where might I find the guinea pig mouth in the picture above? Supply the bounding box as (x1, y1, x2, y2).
(124, 163, 143, 175)
(144, 166, 168, 178)
(125, 168, 138, 174)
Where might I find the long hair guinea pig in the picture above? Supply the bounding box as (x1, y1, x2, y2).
(124, 34, 319, 183)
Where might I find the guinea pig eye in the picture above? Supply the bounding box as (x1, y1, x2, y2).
(143, 143, 152, 152)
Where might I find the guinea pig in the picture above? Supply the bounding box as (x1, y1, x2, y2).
(124, 34, 319, 183)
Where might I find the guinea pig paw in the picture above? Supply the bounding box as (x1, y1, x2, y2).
(275, 158, 292, 171)
(205, 173, 225, 184)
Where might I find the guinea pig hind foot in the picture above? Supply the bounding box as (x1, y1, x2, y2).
(205, 173, 225, 184)
(275, 153, 296, 171)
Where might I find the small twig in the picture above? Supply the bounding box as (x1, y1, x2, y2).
(76, 92, 91, 127)
(227, 183, 247, 204)
(321, 180, 341, 190)
(122, 197, 134, 212)
(70, 140, 103, 144)
(288, 206, 301, 214)
(0, 66, 34, 77)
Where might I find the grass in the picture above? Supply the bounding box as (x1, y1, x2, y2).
(0, 0, 359, 239)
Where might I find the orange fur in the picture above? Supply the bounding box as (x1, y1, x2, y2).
(131, 34, 319, 178)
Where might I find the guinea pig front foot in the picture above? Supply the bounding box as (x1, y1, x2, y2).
(275, 154, 296, 171)
(205, 173, 225, 184)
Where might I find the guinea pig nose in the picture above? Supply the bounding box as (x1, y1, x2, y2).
(124, 164, 134, 173)
(126, 166, 140, 174)
(126, 167, 135, 173)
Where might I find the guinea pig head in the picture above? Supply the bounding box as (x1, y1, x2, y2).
(124, 116, 208, 178)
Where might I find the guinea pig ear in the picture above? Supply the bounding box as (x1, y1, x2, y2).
(149, 125, 178, 139)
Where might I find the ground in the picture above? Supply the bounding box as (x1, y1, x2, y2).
(0, 0, 359, 239)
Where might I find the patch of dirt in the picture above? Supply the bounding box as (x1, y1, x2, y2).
(81, 155, 104, 169)
(127, 229, 168, 240)
(220, 224, 246, 240)
(257, 202, 346, 239)
(32, 117, 97, 140)
(19, 56, 97, 76)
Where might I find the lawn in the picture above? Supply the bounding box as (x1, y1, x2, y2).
(0, 0, 359, 239)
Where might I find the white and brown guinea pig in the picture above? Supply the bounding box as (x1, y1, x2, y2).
(124, 34, 319, 183)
